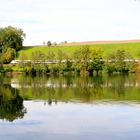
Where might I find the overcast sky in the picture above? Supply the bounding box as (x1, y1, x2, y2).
(0, 0, 140, 45)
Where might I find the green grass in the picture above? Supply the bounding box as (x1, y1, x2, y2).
(17, 42, 140, 59)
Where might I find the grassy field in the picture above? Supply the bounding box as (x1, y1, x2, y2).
(17, 42, 140, 59)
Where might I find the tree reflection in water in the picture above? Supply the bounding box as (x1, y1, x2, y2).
(1, 74, 140, 108)
(17, 74, 140, 103)
(0, 83, 26, 122)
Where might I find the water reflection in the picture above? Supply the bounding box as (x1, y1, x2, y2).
(0, 79, 26, 122)
(0, 74, 140, 120)
(1, 75, 140, 140)
(9, 74, 140, 103)
(1, 101, 140, 140)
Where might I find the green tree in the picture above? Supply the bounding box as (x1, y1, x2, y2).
(30, 51, 48, 74)
(88, 48, 104, 74)
(0, 26, 25, 51)
(73, 46, 90, 74)
(0, 26, 25, 63)
(1, 48, 15, 64)
(106, 50, 134, 73)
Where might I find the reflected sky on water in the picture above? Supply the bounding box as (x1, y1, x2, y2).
(0, 101, 140, 140)
(1, 74, 140, 140)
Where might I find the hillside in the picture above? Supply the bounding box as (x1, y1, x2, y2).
(64, 39, 140, 46)
(19, 40, 140, 59)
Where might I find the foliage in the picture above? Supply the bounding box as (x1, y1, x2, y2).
(1, 48, 15, 64)
(106, 50, 134, 73)
(0, 26, 25, 51)
(0, 26, 25, 64)
(134, 62, 140, 73)
(73, 46, 90, 74)
(88, 48, 104, 74)
(5, 46, 137, 75)
(73, 46, 104, 74)
(30, 51, 48, 75)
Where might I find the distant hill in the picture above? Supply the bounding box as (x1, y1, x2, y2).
(64, 39, 140, 46)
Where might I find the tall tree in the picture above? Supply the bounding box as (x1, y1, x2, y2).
(0, 26, 25, 63)
(0, 26, 25, 52)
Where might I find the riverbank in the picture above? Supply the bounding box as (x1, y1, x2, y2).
(1, 41, 140, 76)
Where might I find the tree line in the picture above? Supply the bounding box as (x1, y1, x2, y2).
(17, 46, 137, 76)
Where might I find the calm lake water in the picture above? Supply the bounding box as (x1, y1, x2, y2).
(1, 74, 140, 140)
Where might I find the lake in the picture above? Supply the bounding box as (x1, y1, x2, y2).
(0, 74, 140, 140)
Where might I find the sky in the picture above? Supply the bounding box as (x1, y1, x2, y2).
(0, 0, 140, 45)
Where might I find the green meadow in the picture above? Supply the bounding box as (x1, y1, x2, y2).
(18, 42, 140, 59)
